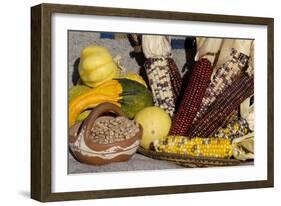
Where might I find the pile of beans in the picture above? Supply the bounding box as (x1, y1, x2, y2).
(91, 116, 140, 144)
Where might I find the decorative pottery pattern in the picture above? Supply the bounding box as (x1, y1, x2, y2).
(69, 127, 141, 165)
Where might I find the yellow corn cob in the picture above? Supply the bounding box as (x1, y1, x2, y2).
(153, 136, 233, 159)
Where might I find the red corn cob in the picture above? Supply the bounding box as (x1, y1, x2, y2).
(187, 74, 254, 137)
(169, 58, 213, 136)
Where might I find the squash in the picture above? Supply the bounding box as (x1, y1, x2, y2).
(69, 79, 153, 127)
(119, 72, 147, 88)
(69, 85, 91, 101)
(69, 85, 92, 122)
(134, 106, 171, 149)
(79, 45, 119, 87)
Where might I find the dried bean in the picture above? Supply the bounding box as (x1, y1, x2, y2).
(90, 116, 140, 144)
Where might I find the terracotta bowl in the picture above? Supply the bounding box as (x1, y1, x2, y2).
(68, 103, 142, 165)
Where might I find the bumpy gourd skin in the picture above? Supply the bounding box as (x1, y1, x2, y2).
(79, 45, 119, 87)
(68, 79, 153, 127)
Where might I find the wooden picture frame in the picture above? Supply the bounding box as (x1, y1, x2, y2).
(31, 3, 274, 202)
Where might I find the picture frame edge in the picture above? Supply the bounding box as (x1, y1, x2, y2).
(30, 3, 275, 202)
(267, 17, 274, 188)
(31, 3, 53, 202)
(31, 4, 43, 202)
(40, 180, 273, 202)
(38, 3, 273, 25)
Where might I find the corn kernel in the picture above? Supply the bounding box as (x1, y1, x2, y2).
(153, 136, 233, 159)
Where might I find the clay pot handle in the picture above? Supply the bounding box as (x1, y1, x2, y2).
(69, 122, 82, 143)
(83, 103, 124, 143)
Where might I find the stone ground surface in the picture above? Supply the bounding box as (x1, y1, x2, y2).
(68, 153, 183, 174)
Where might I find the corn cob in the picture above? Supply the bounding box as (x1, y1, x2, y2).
(218, 109, 239, 131)
(193, 48, 250, 124)
(187, 74, 254, 137)
(142, 34, 182, 117)
(214, 118, 250, 140)
(144, 58, 176, 117)
(166, 58, 182, 102)
(169, 58, 213, 136)
(153, 136, 233, 159)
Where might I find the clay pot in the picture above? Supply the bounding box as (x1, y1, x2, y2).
(69, 103, 142, 165)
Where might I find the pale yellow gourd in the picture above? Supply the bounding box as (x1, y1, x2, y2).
(134, 106, 171, 149)
(79, 45, 119, 87)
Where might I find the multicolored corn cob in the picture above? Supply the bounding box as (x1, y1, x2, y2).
(169, 58, 213, 136)
(187, 73, 254, 138)
(144, 58, 176, 117)
(153, 136, 233, 159)
(193, 48, 250, 124)
(214, 118, 250, 140)
(219, 109, 239, 130)
(166, 58, 182, 102)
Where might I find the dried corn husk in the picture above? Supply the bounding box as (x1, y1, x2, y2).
(212, 39, 235, 74)
(240, 97, 254, 131)
(240, 43, 255, 130)
(246, 41, 255, 76)
(142, 35, 172, 58)
(127, 34, 142, 53)
(232, 132, 254, 161)
(195, 38, 223, 65)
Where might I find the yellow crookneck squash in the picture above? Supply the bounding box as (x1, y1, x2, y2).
(69, 79, 153, 127)
(69, 85, 92, 122)
(79, 45, 119, 87)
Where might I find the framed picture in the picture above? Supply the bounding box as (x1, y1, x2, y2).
(31, 3, 274, 202)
